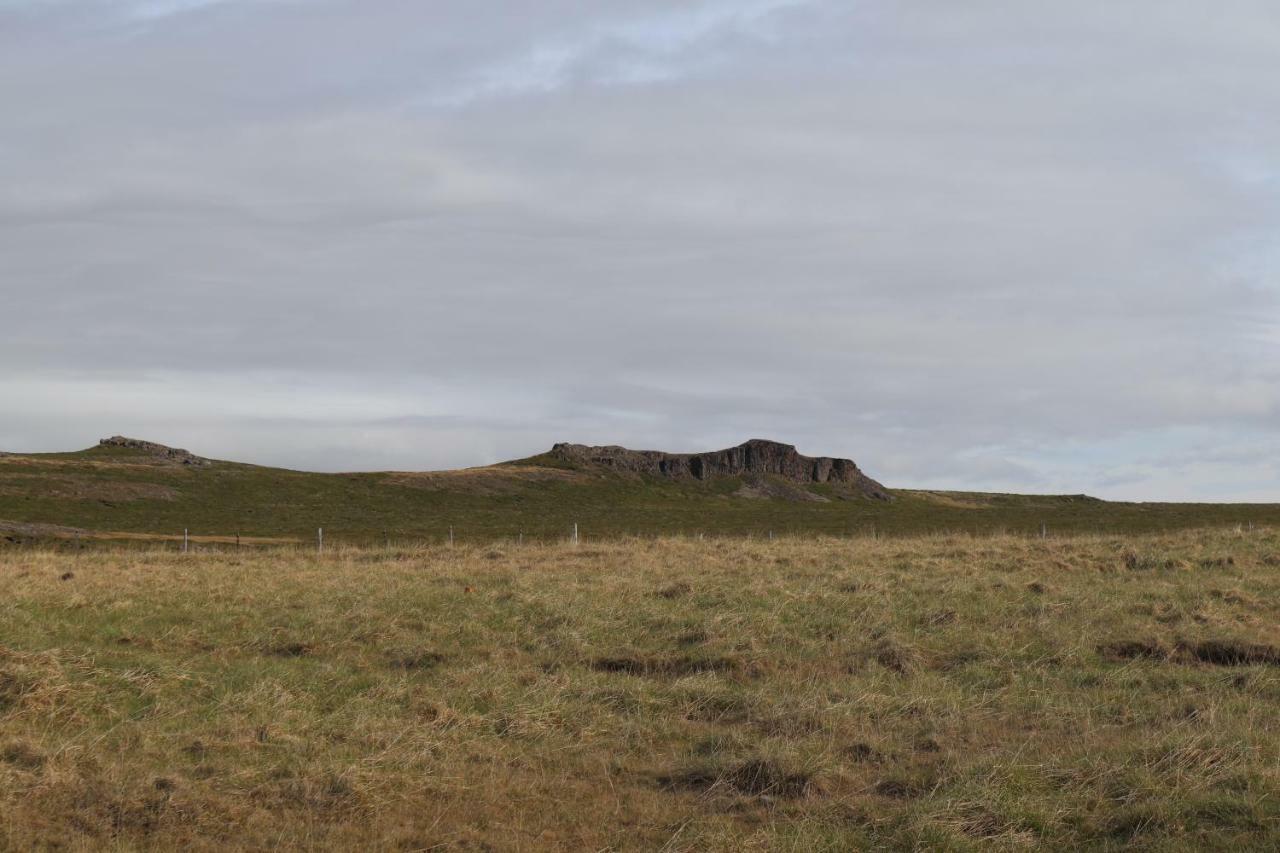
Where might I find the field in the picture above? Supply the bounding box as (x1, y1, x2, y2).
(3, 530, 1279, 850)
(4, 441, 1280, 546)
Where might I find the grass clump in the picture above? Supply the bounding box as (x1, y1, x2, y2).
(661, 756, 817, 799)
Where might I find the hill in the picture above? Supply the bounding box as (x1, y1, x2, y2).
(0, 436, 1276, 546)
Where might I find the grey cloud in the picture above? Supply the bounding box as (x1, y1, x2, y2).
(2, 1, 1279, 499)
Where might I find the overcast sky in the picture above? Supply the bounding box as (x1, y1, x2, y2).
(3, 1, 1279, 499)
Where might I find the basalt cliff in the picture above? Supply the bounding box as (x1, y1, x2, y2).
(548, 439, 891, 500)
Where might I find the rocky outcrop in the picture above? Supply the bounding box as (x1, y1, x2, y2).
(549, 439, 890, 500)
(98, 436, 211, 467)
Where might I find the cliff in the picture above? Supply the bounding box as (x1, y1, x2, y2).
(548, 439, 890, 500)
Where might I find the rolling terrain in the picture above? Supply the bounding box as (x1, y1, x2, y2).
(0, 436, 1276, 546)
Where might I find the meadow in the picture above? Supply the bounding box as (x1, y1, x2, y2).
(2, 530, 1279, 850)
(5, 441, 1280, 546)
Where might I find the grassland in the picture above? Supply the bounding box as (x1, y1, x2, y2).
(3, 529, 1279, 849)
(2, 441, 1279, 546)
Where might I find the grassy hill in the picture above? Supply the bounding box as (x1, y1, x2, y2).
(1, 438, 1277, 546)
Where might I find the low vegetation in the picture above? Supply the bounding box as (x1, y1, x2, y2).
(2, 529, 1279, 849)
(3, 441, 1279, 545)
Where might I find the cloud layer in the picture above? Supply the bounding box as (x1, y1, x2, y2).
(3, 1, 1279, 498)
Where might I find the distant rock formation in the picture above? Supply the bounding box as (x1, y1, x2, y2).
(98, 436, 211, 467)
(549, 439, 890, 500)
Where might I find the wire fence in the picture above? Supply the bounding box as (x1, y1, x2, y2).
(7, 518, 1270, 554)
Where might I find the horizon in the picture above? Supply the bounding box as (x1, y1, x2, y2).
(4, 2, 1279, 502)
(7, 431, 1277, 506)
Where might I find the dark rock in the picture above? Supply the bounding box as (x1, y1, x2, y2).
(98, 436, 211, 467)
(549, 439, 890, 499)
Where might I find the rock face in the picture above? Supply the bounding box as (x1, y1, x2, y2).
(549, 439, 890, 500)
(98, 436, 211, 467)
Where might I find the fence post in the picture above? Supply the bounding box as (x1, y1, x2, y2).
(317, 527, 323, 555)
(572, 522, 579, 545)
(449, 526, 454, 547)
(183, 528, 188, 554)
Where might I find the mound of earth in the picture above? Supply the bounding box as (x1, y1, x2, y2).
(548, 439, 891, 500)
(97, 436, 212, 467)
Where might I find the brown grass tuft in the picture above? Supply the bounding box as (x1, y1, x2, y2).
(1177, 639, 1280, 666)
(592, 654, 741, 677)
(660, 758, 816, 799)
(1, 740, 44, 769)
(1098, 639, 1169, 661)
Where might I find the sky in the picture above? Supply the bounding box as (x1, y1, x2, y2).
(2, 0, 1279, 500)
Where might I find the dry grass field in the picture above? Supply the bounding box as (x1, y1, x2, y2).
(2, 531, 1279, 850)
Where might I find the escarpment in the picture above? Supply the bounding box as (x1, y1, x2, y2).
(548, 439, 890, 500)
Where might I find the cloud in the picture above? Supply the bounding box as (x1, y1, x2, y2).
(0, 0, 284, 20)
(1, 1, 1279, 499)
(127, 0, 255, 19)
(431, 0, 811, 105)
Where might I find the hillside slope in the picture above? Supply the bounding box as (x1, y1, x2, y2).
(0, 436, 1275, 544)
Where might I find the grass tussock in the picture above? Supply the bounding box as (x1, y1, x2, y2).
(660, 757, 817, 799)
(2, 529, 1280, 849)
(591, 653, 744, 677)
